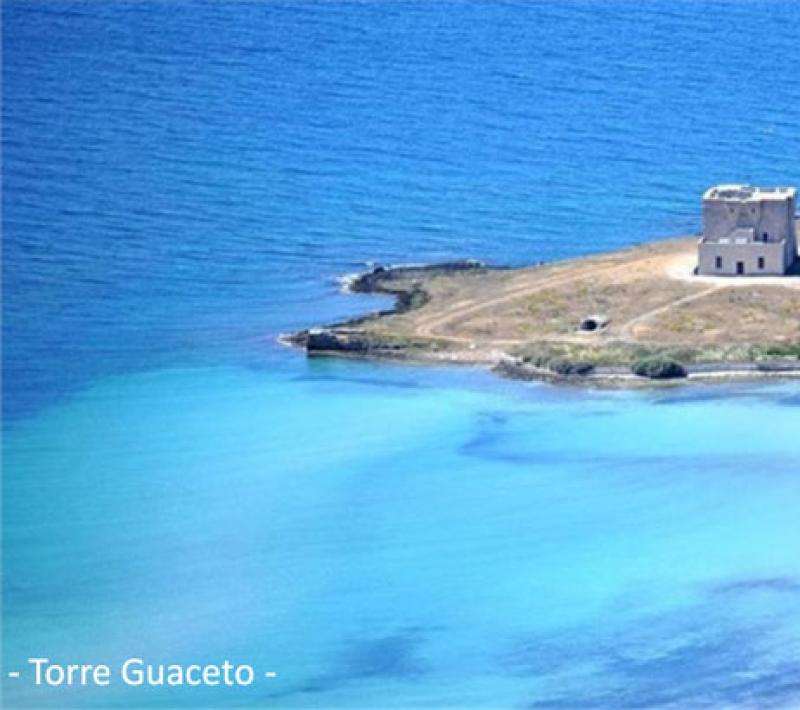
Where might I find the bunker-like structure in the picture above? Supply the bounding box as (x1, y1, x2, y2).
(697, 184, 797, 276)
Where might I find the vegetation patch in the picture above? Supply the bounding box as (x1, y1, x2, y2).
(631, 357, 687, 379)
(543, 357, 595, 376)
(747, 342, 800, 360)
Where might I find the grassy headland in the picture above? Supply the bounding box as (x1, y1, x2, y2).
(286, 235, 800, 385)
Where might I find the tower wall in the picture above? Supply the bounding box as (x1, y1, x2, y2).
(698, 186, 797, 276)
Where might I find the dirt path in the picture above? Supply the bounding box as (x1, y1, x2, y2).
(617, 285, 724, 340)
(413, 259, 636, 342)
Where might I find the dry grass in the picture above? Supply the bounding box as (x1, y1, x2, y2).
(351, 236, 800, 363)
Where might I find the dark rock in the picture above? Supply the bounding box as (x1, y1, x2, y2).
(350, 260, 487, 294)
(756, 360, 800, 372)
(306, 330, 369, 353)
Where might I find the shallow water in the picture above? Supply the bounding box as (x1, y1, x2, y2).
(3, 1, 800, 708)
(5, 361, 800, 708)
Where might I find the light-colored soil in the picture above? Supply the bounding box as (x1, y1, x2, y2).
(356, 236, 800, 364)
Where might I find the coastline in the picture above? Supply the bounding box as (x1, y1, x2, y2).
(283, 238, 800, 388)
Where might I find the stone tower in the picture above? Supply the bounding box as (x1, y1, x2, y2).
(697, 185, 797, 276)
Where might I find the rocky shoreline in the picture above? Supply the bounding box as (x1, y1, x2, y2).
(493, 356, 800, 387)
(283, 260, 490, 350)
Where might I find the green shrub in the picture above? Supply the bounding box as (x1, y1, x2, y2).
(631, 357, 687, 379)
(763, 343, 800, 359)
(546, 358, 595, 376)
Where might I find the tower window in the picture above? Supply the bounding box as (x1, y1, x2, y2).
(763, 232, 768, 240)
(758, 257, 765, 269)
(715, 256, 723, 269)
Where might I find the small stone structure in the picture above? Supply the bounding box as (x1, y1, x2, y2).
(697, 184, 797, 276)
(578, 314, 609, 332)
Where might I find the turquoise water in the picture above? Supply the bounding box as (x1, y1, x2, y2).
(4, 1, 800, 707)
(5, 361, 800, 707)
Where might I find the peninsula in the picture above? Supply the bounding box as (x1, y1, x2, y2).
(287, 186, 800, 385)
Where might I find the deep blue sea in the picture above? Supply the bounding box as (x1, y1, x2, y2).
(3, 1, 800, 708)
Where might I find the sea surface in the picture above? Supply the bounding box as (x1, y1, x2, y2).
(3, 1, 800, 708)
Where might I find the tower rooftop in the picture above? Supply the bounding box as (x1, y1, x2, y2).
(703, 184, 796, 202)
